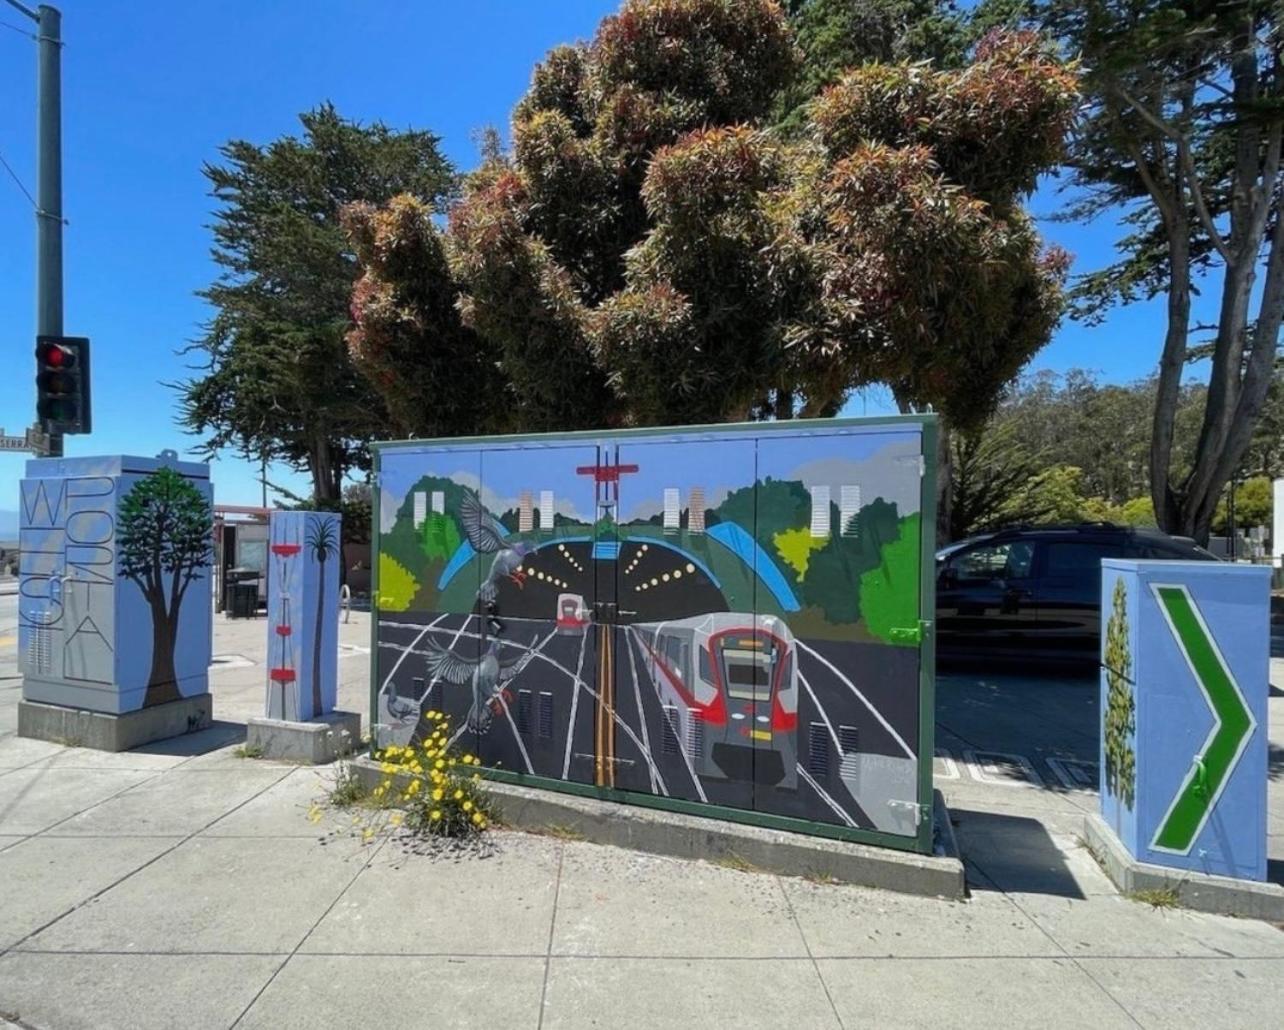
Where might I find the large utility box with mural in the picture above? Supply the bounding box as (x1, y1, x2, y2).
(370, 417, 936, 852)
(17, 454, 214, 715)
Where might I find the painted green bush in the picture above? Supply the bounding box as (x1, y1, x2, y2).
(1103, 576, 1136, 812)
(379, 553, 420, 613)
(859, 513, 920, 645)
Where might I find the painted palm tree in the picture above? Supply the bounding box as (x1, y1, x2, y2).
(305, 515, 339, 718)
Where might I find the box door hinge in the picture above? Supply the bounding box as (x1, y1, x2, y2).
(888, 619, 930, 644)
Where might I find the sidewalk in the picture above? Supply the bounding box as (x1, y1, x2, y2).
(0, 616, 1281, 1028)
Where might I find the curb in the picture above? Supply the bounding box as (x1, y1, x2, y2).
(1083, 813, 1284, 922)
(353, 757, 966, 901)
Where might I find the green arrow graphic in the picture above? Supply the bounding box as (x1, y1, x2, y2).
(1149, 584, 1256, 854)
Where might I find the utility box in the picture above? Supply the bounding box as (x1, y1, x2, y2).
(1099, 559, 1270, 881)
(17, 454, 214, 726)
(370, 417, 937, 852)
(264, 510, 341, 722)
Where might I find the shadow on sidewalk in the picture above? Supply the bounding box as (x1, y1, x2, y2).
(949, 806, 1085, 900)
(131, 719, 246, 757)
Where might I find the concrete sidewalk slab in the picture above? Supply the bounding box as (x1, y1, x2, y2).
(542, 956, 841, 1029)
(237, 954, 545, 1030)
(0, 836, 178, 950)
(552, 843, 807, 958)
(779, 876, 1051, 958)
(44, 767, 291, 837)
(302, 832, 561, 957)
(202, 767, 333, 838)
(0, 737, 65, 770)
(1011, 890, 1284, 960)
(0, 766, 155, 835)
(1076, 956, 1284, 1027)
(0, 952, 282, 1030)
(816, 956, 1135, 1029)
(21, 835, 367, 955)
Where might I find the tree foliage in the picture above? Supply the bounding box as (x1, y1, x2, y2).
(1031, 0, 1284, 543)
(1103, 576, 1136, 815)
(179, 105, 457, 501)
(346, 0, 1077, 438)
(117, 468, 213, 705)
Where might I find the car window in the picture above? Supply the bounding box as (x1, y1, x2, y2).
(951, 541, 1035, 582)
(1042, 541, 1126, 587)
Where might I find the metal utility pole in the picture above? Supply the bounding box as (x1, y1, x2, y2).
(6, 1, 64, 456)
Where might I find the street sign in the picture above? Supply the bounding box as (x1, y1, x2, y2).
(0, 427, 52, 454)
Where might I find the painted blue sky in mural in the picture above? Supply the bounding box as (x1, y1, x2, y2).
(378, 427, 923, 532)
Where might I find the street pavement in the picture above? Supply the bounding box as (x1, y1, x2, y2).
(0, 598, 1281, 1028)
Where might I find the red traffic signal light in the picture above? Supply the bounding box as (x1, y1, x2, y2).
(35, 336, 92, 435)
(38, 340, 76, 369)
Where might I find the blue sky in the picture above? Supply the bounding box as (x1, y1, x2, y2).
(0, 0, 1218, 512)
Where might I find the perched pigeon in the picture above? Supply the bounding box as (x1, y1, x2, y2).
(423, 635, 539, 734)
(460, 491, 532, 633)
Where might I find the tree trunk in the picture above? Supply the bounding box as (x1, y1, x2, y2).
(935, 419, 952, 547)
(309, 431, 342, 504)
(144, 598, 180, 707)
(1149, 219, 1192, 537)
(311, 554, 327, 718)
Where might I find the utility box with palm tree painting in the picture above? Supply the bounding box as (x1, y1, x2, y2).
(264, 511, 341, 721)
(1098, 559, 1271, 881)
(17, 454, 214, 749)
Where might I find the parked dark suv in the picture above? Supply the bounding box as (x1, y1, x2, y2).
(935, 524, 1215, 662)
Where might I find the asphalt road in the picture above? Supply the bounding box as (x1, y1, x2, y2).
(374, 611, 924, 835)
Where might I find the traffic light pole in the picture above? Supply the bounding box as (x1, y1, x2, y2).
(6, 1, 65, 456)
(36, 4, 64, 457)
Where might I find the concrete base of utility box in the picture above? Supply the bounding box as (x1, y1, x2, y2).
(246, 711, 362, 764)
(1084, 813, 1284, 922)
(354, 756, 965, 901)
(18, 693, 213, 752)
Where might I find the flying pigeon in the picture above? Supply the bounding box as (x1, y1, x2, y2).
(423, 634, 540, 734)
(460, 491, 532, 633)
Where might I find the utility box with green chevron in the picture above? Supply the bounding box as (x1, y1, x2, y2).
(1099, 559, 1271, 881)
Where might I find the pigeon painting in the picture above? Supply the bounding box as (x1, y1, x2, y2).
(460, 491, 532, 634)
(424, 635, 540, 734)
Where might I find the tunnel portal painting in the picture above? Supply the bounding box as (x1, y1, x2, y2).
(372, 420, 933, 845)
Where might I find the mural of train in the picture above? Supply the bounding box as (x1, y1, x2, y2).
(631, 612, 799, 790)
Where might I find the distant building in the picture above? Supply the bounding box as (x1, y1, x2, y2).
(539, 490, 554, 530)
(518, 491, 534, 532)
(663, 488, 680, 533)
(688, 487, 705, 534)
(412, 492, 427, 528)
(809, 485, 831, 539)
(431, 491, 444, 514)
(839, 485, 861, 537)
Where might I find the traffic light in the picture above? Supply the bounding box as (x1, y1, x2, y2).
(35, 335, 92, 435)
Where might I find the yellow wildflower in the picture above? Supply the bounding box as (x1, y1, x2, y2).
(472, 812, 483, 825)
(430, 809, 442, 821)
(463, 800, 473, 812)
(362, 828, 374, 842)
(389, 813, 403, 827)
(453, 789, 463, 801)
(432, 788, 443, 801)
(435, 759, 445, 770)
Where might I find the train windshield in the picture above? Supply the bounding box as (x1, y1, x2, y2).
(722, 647, 773, 701)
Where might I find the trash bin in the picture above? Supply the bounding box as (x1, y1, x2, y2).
(224, 568, 260, 618)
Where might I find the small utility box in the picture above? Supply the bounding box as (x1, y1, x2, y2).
(1099, 559, 1270, 881)
(17, 454, 214, 750)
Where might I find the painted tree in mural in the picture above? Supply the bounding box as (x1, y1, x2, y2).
(1103, 577, 1136, 824)
(305, 515, 340, 716)
(117, 469, 213, 706)
(345, 0, 1077, 442)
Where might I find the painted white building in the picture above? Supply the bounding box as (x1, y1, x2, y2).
(539, 489, 554, 530)
(518, 491, 534, 533)
(663, 488, 680, 533)
(809, 485, 831, 539)
(839, 484, 861, 537)
(431, 491, 444, 514)
(412, 491, 427, 528)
